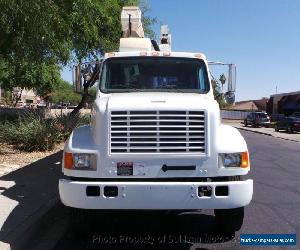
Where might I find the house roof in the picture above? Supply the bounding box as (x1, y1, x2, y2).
(234, 98, 269, 111)
(234, 101, 259, 110)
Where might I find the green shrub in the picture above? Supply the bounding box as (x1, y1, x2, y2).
(0, 113, 19, 123)
(0, 112, 90, 151)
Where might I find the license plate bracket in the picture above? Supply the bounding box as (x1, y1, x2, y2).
(117, 162, 133, 176)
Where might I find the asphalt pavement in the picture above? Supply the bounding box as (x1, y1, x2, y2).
(0, 151, 63, 250)
(23, 130, 299, 250)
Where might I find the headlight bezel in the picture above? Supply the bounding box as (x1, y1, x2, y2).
(218, 152, 249, 168)
(64, 152, 97, 170)
(73, 153, 97, 170)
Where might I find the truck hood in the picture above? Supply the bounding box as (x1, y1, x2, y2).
(105, 92, 214, 111)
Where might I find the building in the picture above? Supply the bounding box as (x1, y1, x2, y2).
(232, 98, 269, 111)
(12, 87, 41, 106)
(267, 91, 300, 115)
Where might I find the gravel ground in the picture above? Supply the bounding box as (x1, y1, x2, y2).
(0, 142, 64, 177)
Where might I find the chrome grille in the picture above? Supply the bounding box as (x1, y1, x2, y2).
(110, 111, 206, 154)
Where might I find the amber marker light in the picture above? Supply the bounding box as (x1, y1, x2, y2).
(106, 52, 115, 57)
(194, 53, 203, 59)
(64, 152, 73, 169)
(240, 152, 249, 168)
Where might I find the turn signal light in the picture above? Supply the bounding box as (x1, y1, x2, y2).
(64, 152, 73, 169)
(240, 152, 249, 168)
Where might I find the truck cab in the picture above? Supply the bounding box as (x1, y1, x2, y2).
(59, 6, 253, 233)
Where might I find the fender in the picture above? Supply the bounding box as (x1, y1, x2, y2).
(63, 125, 99, 177)
(215, 124, 250, 175)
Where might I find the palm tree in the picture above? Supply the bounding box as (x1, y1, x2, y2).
(219, 74, 226, 91)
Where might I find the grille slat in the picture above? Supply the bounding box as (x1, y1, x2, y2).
(111, 125, 205, 128)
(112, 141, 205, 144)
(111, 114, 205, 118)
(111, 136, 205, 139)
(111, 119, 204, 122)
(110, 110, 206, 154)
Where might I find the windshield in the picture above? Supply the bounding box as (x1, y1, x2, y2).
(99, 57, 209, 93)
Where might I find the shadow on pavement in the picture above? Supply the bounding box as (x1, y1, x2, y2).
(0, 151, 63, 249)
(54, 210, 235, 250)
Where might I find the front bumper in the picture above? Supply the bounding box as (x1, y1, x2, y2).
(258, 121, 270, 126)
(59, 179, 253, 210)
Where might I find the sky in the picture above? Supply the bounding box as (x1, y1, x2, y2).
(61, 0, 300, 101)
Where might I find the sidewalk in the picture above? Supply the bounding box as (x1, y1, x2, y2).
(0, 151, 63, 250)
(223, 119, 300, 143)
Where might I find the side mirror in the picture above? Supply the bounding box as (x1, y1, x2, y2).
(73, 65, 82, 93)
(72, 62, 102, 93)
(224, 91, 235, 104)
(224, 64, 236, 104)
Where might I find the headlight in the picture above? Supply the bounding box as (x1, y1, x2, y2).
(218, 152, 249, 168)
(64, 152, 96, 170)
(73, 154, 96, 170)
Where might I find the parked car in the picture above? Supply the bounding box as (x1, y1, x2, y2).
(275, 116, 300, 133)
(270, 113, 285, 122)
(244, 112, 270, 127)
(16, 101, 26, 108)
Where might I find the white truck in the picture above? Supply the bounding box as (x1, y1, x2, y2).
(59, 6, 253, 233)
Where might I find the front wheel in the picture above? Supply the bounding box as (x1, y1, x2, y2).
(214, 207, 244, 233)
(287, 126, 293, 134)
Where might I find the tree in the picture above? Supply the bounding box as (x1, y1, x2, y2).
(0, 58, 61, 105)
(0, 0, 156, 109)
(211, 78, 228, 109)
(140, 0, 158, 39)
(0, 0, 155, 64)
(51, 80, 82, 105)
(219, 74, 226, 91)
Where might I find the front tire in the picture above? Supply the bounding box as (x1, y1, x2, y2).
(287, 126, 293, 134)
(214, 207, 244, 233)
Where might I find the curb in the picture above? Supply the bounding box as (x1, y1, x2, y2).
(236, 127, 273, 137)
(1, 197, 59, 250)
(235, 126, 300, 143)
